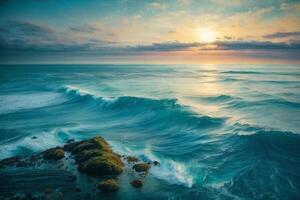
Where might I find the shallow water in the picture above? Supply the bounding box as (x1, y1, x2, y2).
(0, 64, 300, 199)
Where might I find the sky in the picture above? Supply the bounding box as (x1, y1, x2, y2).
(0, 0, 300, 64)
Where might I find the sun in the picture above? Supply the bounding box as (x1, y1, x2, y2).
(198, 28, 217, 43)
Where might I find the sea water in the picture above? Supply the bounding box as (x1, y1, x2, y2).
(0, 64, 299, 199)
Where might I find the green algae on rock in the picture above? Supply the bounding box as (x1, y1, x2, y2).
(78, 154, 123, 176)
(97, 179, 119, 192)
(63, 136, 124, 177)
(126, 156, 139, 163)
(64, 136, 112, 154)
(43, 147, 65, 160)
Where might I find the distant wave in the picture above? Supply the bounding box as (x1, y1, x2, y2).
(61, 85, 225, 130)
(221, 70, 263, 75)
(0, 92, 66, 115)
(222, 124, 300, 199)
(227, 98, 300, 109)
(200, 94, 241, 103)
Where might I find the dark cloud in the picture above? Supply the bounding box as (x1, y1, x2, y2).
(211, 41, 300, 50)
(129, 41, 300, 52)
(1, 39, 300, 56)
(7, 21, 55, 35)
(264, 32, 300, 39)
(130, 42, 200, 51)
(0, 20, 57, 48)
(69, 24, 99, 33)
(1, 20, 300, 59)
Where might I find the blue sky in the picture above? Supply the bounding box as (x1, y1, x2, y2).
(0, 0, 300, 64)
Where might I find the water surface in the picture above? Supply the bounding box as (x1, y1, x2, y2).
(0, 64, 300, 199)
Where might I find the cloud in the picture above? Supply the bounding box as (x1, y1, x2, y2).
(211, 41, 300, 50)
(0, 20, 56, 45)
(69, 24, 100, 33)
(1, 38, 299, 57)
(131, 41, 300, 52)
(149, 2, 166, 10)
(130, 42, 200, 51)
(1, 20, 300, 56)
(7, 21, 54, 35)
(279, 2, 300, 11)
(264, 32, 300, 39)
(177, 0, 191, 5)
(0, 20, 117, 53)
(210, 0, 241, 6)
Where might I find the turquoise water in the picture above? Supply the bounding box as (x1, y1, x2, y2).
(0, 64, 300, 199)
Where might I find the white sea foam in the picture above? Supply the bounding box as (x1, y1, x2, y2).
(64, 85, 117, 103)
(110, 141, 194, 188)
(0, 92, 66, 114)
(0, 126, 89, 160)
(64, 85, 94, 97)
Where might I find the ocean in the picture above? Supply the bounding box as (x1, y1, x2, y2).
(0, 64, 300, 199)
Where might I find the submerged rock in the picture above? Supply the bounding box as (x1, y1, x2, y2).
(130, 179, 143, 188)
(68, 174, 77, 182)
(97, 179, 119, 192)
(153, 161, 160, 166)
(133, 163, 150, 173)
(43, 147, 65, 160)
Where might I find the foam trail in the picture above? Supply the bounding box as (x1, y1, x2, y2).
(110, 141, 194, 188)
(63, 85, 117, 103)
(0, 126, 88, 159)
(0, 92, 66, 114)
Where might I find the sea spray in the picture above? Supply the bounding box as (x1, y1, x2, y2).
(109, 141, 194, 188)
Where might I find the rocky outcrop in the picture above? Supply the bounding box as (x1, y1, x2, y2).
(0, 156, 21, 168)
(64, 136, 124, 177)
(126, 156, 139, 163)
(43, 147, 65, 160)
(153, 161, 160, 166)
(0, 136, 160, 198)
(133, 163, 151, 172)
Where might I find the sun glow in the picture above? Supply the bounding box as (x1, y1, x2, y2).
(199, 28, 217, 43)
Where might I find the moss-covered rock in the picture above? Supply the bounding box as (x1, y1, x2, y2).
(69, 137, 112, 155)
(78, 153, 123, 176)
(63, 136, 124, 177)
(97, 179, 119, 192)
(130, 179, 143, 188)
(133, 163, 150, 172)
(126, 156, 139, 163)
(74, 149, 103, 164)
(43, 147, 64, 160)
(63, 141, 80, 151)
